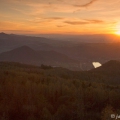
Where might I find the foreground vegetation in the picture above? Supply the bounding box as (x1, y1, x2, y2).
(0, 62, 120, 120)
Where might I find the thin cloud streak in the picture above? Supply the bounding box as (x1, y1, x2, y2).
(57, 25, 66, 27)
(64, 19, 105, 25)
(64, 21, 88, 25)
(27, 17, 64, 24)
(74, 0, 97, 7)
(84, 19, 104, 23)
(43, 17, 64, 20)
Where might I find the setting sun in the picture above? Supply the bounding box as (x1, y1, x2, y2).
(115, 30, 120, 35)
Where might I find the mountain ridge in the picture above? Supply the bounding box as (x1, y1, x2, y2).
(0, 46, 78, 69)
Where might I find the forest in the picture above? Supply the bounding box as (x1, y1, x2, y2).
(0, 61, 120, 120)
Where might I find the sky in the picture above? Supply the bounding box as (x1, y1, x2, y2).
(0, 0, 120, 35)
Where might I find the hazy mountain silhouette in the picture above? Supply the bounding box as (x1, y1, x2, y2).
(0, 46, 38, 64)
(1, 32, 120, 70)
(0, 32, 55, 53)
(0, 46, 78, 67)
(0, 32, 9, 38)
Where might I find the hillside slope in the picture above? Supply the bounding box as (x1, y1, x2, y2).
(0, 46, 78, 68)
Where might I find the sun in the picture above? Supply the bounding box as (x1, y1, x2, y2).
(115, 30, 120, 35)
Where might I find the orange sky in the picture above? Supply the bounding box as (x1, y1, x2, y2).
(0, 0, 120, 35)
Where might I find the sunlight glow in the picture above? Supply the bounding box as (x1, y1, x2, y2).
(115, 30, 120, 35)
(114, 23, 120, 35)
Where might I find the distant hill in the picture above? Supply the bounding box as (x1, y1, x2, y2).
(0, 32, 9, 38)
(0, 46, 38, 64)
(1, 32, 120, 70)
(0, 32, 55, 53)
(0, 46, 78, 68)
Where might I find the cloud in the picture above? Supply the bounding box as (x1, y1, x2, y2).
(64, 19, 104, 25)
(74, 0, 97, 7)
(57, 25, 65, 27)
(27, 3, 78, 14)
(84, 19, 104, 23)
(0, 0, 119, 34)
(64, 21, 88, 25)
(0, 0, 100, 19)
(43, 17, 64, 20)
(27, 17, 64, 25)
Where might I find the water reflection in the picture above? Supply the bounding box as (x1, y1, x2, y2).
(92, 62, 102, 68)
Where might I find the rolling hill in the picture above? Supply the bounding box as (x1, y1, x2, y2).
(0, 32, 56, 53)
(0, 46, 78, 68)
(1, 32, 120, 70)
